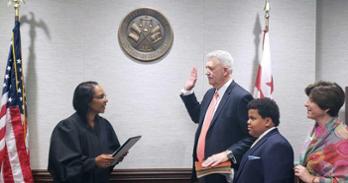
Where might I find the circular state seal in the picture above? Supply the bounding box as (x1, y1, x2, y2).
(118, 8, 174, 62)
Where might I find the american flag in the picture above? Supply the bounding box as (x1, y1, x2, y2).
(0, 20, 33, 182)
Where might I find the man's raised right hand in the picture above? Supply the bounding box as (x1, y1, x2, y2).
(184, 67, 198, 91)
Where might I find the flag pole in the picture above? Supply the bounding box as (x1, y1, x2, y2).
(9, 0, 30, 149)
(254, 0, 273, 98)
(264, 0, 270, 32)
(8, 0, 25, 21)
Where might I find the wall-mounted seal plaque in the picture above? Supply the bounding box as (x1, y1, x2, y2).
(118, 8, 174, 62)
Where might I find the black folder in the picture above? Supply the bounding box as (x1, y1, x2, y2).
(112, 135, 141, 165)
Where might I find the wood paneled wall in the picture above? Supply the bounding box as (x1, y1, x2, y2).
(32, 169, 192, 183)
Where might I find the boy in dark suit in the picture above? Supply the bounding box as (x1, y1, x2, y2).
(233, 98, 294, 183)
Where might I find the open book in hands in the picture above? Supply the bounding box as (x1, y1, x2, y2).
(195, 161, 232, 178)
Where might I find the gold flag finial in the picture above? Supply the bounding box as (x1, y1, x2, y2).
(264, 0, 270, 31)
(8, 0, 26, 20)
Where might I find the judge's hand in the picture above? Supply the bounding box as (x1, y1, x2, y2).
(95, 154, 114, 168)
(184, 67, 198, 91)
(294, 164, 315, 183)
(202, 151, 229, 168)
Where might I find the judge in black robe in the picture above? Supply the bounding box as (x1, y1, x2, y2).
(48, 81, 121, 183)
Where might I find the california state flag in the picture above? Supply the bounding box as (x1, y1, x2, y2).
(254, 30, 273, 98)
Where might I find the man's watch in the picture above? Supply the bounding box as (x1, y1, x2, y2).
(225, 150, 236, 163)
(226, 150, 232, 159)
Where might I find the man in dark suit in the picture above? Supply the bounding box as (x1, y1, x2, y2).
(180, 50, 254, 183)
(233, 98, 294, 183)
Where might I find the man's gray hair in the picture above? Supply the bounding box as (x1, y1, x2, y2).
(206, 50, 234, 74)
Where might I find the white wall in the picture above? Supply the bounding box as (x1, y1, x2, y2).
(0, 0, 319, 169)
(316, 0, 348, 99)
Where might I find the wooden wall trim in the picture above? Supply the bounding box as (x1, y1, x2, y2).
(32, 168, 192, 183)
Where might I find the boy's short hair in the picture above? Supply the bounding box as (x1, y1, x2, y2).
(247, 97, 280, 126)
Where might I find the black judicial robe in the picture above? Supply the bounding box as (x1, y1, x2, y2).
(48, 113, 120, 183)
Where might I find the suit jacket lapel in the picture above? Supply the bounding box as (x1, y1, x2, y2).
(248, 128, 278, 154)
(209, 81, 236, 129)
(235, 145, 252, 180)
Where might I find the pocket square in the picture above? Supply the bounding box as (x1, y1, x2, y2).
(248, 155, 261, 160)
